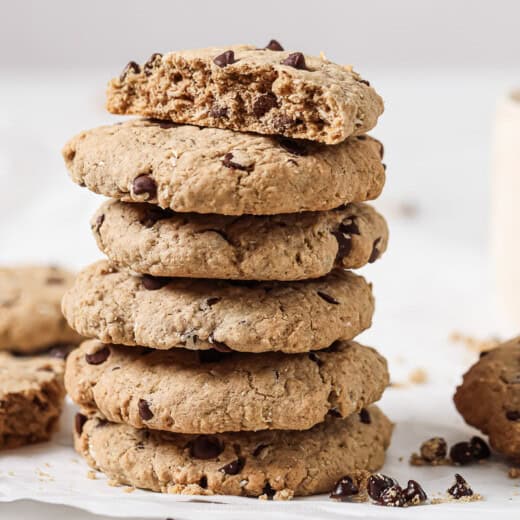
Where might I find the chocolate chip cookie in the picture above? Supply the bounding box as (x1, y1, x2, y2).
(63, 119, 385, 216)
(454, 337, 520, 462)
(74, 405, 392, 498)
(106, 44, 384, 144)
(0, 266, 81, 353)
(62, 261, 374, 353)
(0, 353, 66, 449)
(92, 200, 388, 281)
(66, 339, 389, 433)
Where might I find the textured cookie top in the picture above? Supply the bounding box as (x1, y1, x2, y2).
(106, 44, 384, 144)
(75, 405, 392, 498)
(66, 339, 389, 434)
(62, 261, 374, 353)
(92, 200, 389, 281)
(0, 266, 81, 353)
(63, 119, 385, 215)
(454, 337, 520, 461)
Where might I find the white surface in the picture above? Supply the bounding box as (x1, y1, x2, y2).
(1, 68, 520, 518)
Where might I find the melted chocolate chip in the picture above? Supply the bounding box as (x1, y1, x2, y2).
(339, 218, 360, 236)
(222, 152, 253, 171)
(75, 413, 87, 435)
(139, 206, 174, 228)
(93, 214, 105, 232)
(209, 105, 228, 118)
(265, 39, 284, 51)
(368, 474, 398, 501)
(332, 231, 352, 263)
(276, 136, 308, 156)
(141, 275, 170, 290)
(470, 436, 490, 460)
(327, 407, 342, 418)
(189, 436, 224, 459)
(199, 476, 208, 488)
(308, 352, 323, 366)
(143, 53, 162, 75)
(450, 442, 474, 465)
(262, 483, 276, 499)
(219, 457, 245, 475)
(253, 93, 278, 118)
(281, 52, 307, 70)
(252, 443, 269, 457)
(85, 346, 110, 365)
(448, 473, 473, 499)
(368, 237, 382, 263)
(120, 61, 141, 81)
(213, 50, 235, 68)
(132, 174, 157, 198)
(506, 410, 520, 421)
(329, 475, 359, 501)
(138, 399, 154, 420)
(317, 291, 339, 305)
(403, 480, 427, 505)
(359, 408, 371, 424)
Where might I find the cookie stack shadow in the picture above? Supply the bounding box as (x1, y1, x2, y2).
(61, 42, 393, 499)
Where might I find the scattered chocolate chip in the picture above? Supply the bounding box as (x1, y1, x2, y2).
(327, 407, 342, 418)
(262, 483, 276, 499)
(402, 480, 427, 505)
(450, 442, 474, 465)
(139, 206, 174, 228)
(213, 50, 235, 68)
(199, 476, 208, 488)
(368, 474, 398, 502)
(120, 61, 140, 81)
(198, 349, 230, 363)
(448, 473, 473, 499)
(506, 410, 520, 421)
(420, 437, 447, 462)
(317, 291, 339, 305)
(265, 39, 284, 51)
(75, 413, 87, 435)
(143, 53, 163, 75)
(93, 214, 105, 232)
(253, 93, 278, 118)
(222, 152, 253, 171)
(189, 436, 224, 459)
(332, 231, 353, 263)
(209, 105, 229, 118)
(276, 136, 308, 156)
(359, 408, 371, 424)
(252, 443, 269, 457)
(378, 485, 406, 507)
(85, 346, 110, 365)
(141, 275, 170, 290)
(281, 52, 307, 70)
(138, 399, 154, 420)
(206, 297, 221, 307)
(308, 352, 323, 366)
(219, 457, 245, 475)
(46, 276, 64, 285)
(132, 174, 157, 198)
(329, 475, 359, 501)
(470, 436, 490, 460)
(368, 238, 382, 263)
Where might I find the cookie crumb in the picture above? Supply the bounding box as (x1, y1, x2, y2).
(107, 479, 121, 487)
(449, 331, 500, 354)
(509, 467, 520, 479)
(409, 368, 428, 385)
(87, 470, 97, 480)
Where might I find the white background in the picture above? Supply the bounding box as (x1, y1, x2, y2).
(1, 1, 520, 518)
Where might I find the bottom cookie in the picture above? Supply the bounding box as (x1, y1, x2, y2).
(74, 405, 392, 498)
(0, 353, 65, 449)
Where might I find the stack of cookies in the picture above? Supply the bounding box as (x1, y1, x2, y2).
(61, 42, 393, 499)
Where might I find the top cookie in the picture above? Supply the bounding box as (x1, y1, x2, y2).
(106, 43, 384, 144)
(63, 119, 385, 216)
(0, 266, 81, 353)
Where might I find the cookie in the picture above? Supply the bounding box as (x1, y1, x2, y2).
(62, 119, 385, 216)
(0, 353, 65, 449)
(0, 266, 81, 353)
(106, 44, 384, 145)
(92, 200, 388, 281)
(62, 261, 374, 354)
(74, 405, 392, 498)
(454, 337, 520, 462)
(66, 338, 388, 434)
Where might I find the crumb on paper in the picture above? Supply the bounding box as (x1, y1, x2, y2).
(509, 467, 520, 479)
(449, 331, 500, 354)
(431, 494, 483, 504)
(397, 201, 420, 218)
(87, 470, 97, 480)
(123, 486, 136, 493)
(7, 471, 15, 477)
(70, 458, 79, 464)
(36, 469, 54, 482)
(398, 456, 404, 462)
(410, 452, 451, 466)
(409, 368, 428, 385)
(107, 479, 121, 487)
(389, 381, 408, 389)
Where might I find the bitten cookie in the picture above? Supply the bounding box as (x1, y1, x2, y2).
(74, 406, 392, 498)
(454, 337, 520, 462)
(62, 261, 374, 354)
(92, 200, 388, 281)
(63, 119, 385, 216)
(0, 353, 65, 449)
(66, 339, 389, 434)
(106, 44, 384, 144)
(0, 266, 81, 353)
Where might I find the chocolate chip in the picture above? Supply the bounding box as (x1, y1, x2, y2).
(402, 480, 427, 505)
(85, 346, 110, 365)
(46, 276, 64, 285)
(448, 473, 473, 499)
(93, 214, 105, 232)
(281, 52, 307, 70)
(206, 297, 221, 307)
(420, 437, 447, 462)
(253, 93, 278, 118)
(329, 475, 359, 501)
(143, 53, 162, 75)
(198, 349, 230, 363)
(252, 443, 269, 457)
(209, 105, 228, 118)
(340, 218, 360, 236)
(141, 274, 170, 290)
(470, 436, 490, 460)
(358, 78, 370, 86)
(219, 457, 245, 475)
(450, 442, 474, 465)
(139, 206, 174, 228)
(359, 408, 371, 424)
(75, 413, 87, 435)
(506, 410, 520, 421)
(367, 474, 398, 501)
(222, 152, 253, 171)
(132, 174, 157, 198)
(317, 291, 339, 305)
(327, 408, 342, 418)
(189, 436, 224, 459)
(265, 39, 284, 51)
(213, 50, 235, 68)
(138, 399, 153, 420)
(273, 114, 297, 131)
(378, 141, 385, 160)
(332, 231, 352, 263)
(120, 61, 141, 81)
(378, 485, 406, 507)
(276, 136, 308, 156)
(368, 237, 382, 263)
(308, 352, 323, 366)
(199, 476, 208, 488)
(479, 350, 489, 358)
(262, 483, 276, 499)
